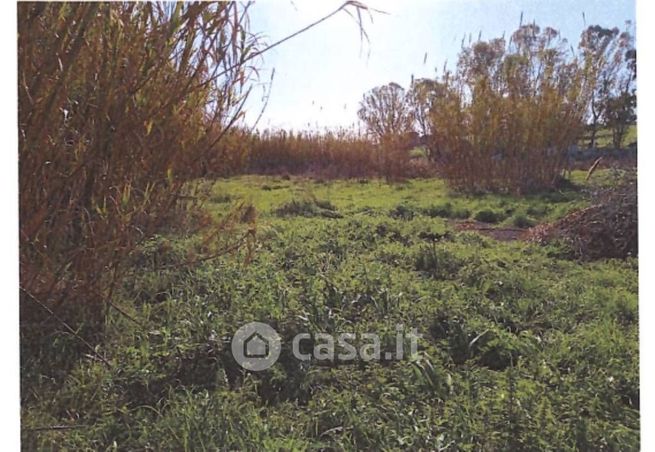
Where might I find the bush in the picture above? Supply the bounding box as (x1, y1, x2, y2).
(424, 202, 470, 219)
(389, 204, 417, 220)
(526, 204, 550, 217)
(511, 214, 536, 228)
(474, 209, 504, 224)
(413, 245, 464, 279)
(424, 203, 453, 218)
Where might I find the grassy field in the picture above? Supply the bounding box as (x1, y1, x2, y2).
(22, 173, 638, 450)
(579, 124, 638, 148)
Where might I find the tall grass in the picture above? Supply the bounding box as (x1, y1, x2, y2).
(18, 2, 261, 324)
(245, 128, 420, 179)
(430, 25, 592, 193)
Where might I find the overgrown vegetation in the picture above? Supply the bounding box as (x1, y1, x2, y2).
(429, 25, 591, 193)
(22, 175, 638, 450)
(246, 128, 379, 178)
(18, 2, 262, 324)
(235, 23, 636, 188)
(18, 4, 638, 450)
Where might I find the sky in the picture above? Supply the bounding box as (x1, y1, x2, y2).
(243, 0, 636, 131)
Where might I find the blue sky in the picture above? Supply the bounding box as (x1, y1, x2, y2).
(243, 0, 635, 131)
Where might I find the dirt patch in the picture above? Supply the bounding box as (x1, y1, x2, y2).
(451, 220, 528, 241)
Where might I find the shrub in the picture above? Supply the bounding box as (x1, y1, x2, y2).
(526, 204, 550, 217)
(389, 204, 416, 220)
(424, 202, 471, 219)
(474, 209, 504, 224)
(424, 203, 454, 218)
(453, 207, 472, 219)
(413, 245, 464, 279)
(511, 214, 536, 228)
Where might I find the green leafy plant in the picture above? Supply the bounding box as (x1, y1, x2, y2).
(474, 209, 504, 223)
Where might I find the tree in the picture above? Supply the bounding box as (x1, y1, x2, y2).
(604, 30, 636, 149)
(579, 25, 622, 148)
(605, 92, 636, 148)
(357, 83, 414, 141)
(407, 78, 448, 160)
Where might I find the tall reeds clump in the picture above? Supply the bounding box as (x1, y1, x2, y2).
(247, 128, 380, 178)
(431, 25, 591, 193)
(18, 3, 261, 323)
(202, 127, 253, 178)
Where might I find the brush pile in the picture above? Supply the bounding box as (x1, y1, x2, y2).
(529, 172, 637, 260)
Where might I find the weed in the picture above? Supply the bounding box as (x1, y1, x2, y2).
(274, 199, 341, 218)
(425, 202, 471, 219)
(389, 204, 417, 220)
(512, 214, 536, 229)
(21, 175, 638, 450)
(474, 209, 505, 224)
(414, 244, 464, 279)
(210, 194, 233, 204)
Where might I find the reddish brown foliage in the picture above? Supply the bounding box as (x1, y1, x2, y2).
(19, 3, 261, 322)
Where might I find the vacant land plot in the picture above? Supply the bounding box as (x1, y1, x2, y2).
(22, 173, 638, 450)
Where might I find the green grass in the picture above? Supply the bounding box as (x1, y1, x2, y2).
(21, 173, 638, 450)
(579, 124, 637, 148)
(205, 175, 587, 225)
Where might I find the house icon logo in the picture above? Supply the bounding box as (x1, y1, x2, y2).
(244, 331, 269, 358)
(231, 322, 281, 371)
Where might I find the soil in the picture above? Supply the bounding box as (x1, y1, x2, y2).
(451, 220, 529, 241)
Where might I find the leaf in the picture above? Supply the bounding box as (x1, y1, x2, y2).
(468, 329, 490, 350)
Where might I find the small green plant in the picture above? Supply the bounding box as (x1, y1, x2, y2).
(474, 209, 504, 223)
(389, 203, 417, 220)
(424, 202, 470, 219)
(511, 214, 536, 228)
(210, 193, 233, 204)
(526, 204, 550, 217)
(425, 202, 452, 218)
(413, 244, 464, 279)
(274, 198, 341, 218)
